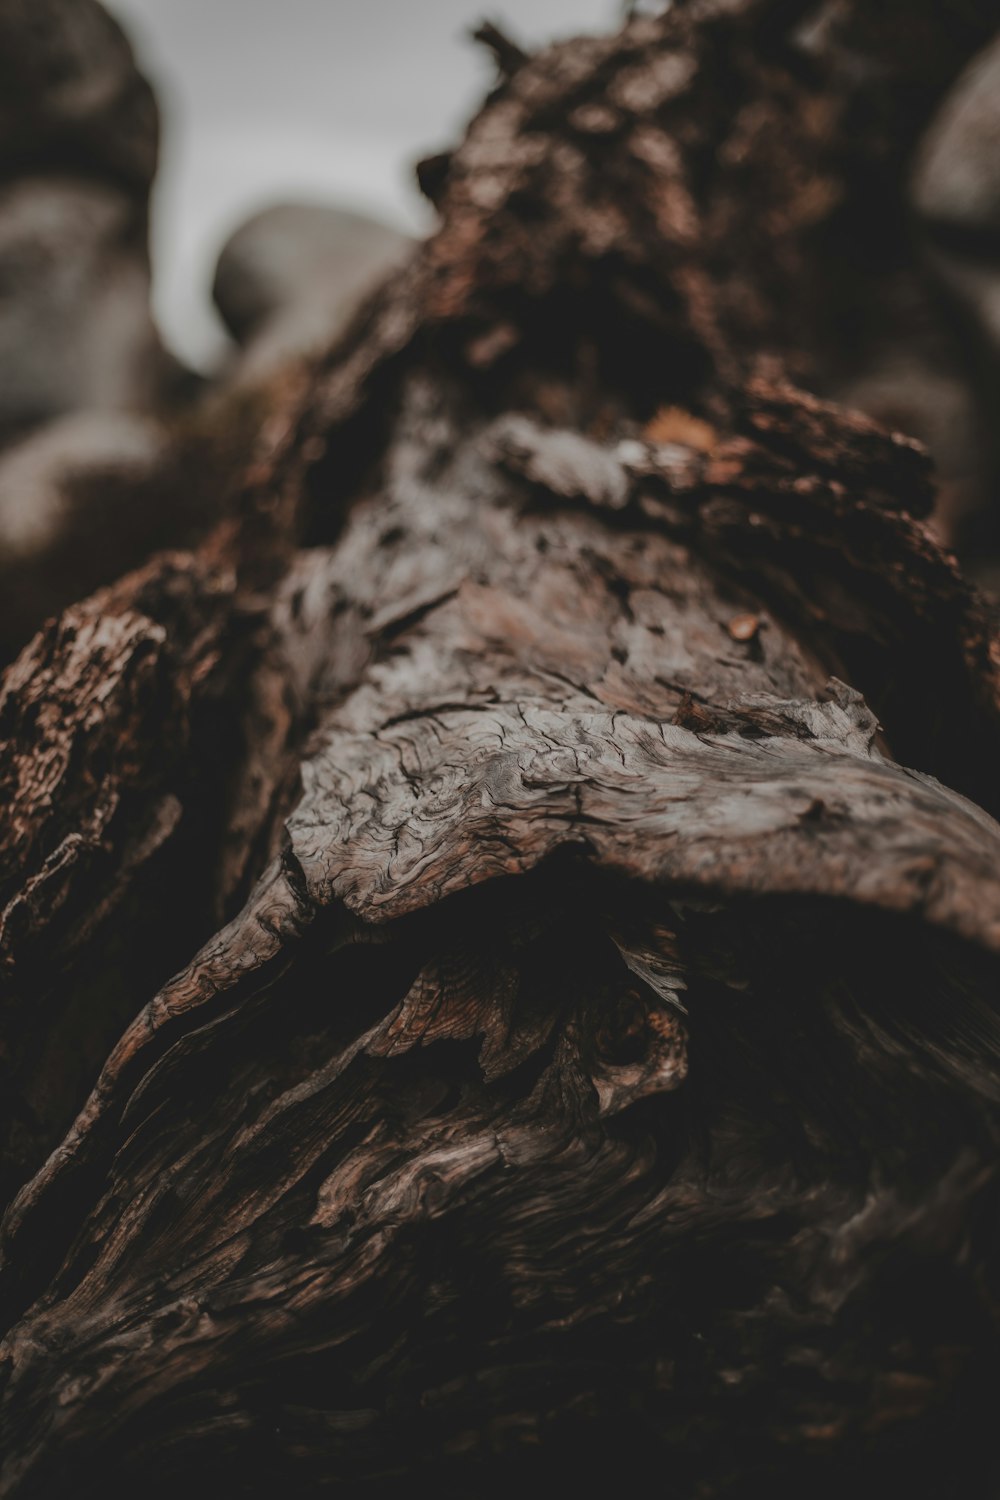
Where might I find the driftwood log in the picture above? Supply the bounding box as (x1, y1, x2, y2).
(3, 3, 1000, 1496)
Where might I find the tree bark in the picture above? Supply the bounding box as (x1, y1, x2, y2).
(3, 4, 1000, 1497)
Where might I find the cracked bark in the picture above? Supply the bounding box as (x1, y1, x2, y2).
(3, 4, 1000, 1497)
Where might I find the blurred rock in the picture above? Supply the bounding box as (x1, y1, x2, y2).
(0, 178, 169, 436)
(0, 0, 210, 659)
(0, 0, 158, 196)
(912, 29, 1000, 363)
(212, 202, 410, 384)
(910, 29, 1000, 558)
(926, 253, 1000, 357)
(912, 30, 1000, 243)
(0, 410, 162, 560)
(0, 410, 170, 656)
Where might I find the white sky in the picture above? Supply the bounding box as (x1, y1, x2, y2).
(103, 0, 623, 368)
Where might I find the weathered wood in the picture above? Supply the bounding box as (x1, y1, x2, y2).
(2, 4, 1000, 1497)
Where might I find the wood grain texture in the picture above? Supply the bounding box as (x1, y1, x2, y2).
(2, 3, 1000, 1497)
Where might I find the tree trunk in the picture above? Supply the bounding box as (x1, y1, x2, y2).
(3, 4, 1000, 1497)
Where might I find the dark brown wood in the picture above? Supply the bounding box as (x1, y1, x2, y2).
(2, 4, 1000, 1497)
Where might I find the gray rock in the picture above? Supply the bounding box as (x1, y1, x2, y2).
(912, 30, 1000, 240)
(0, 409, 163, 561)
(908, 29, 1000, 559)
(0, 178, 167, 433)
(924, 249, 1000, 357)
(212, 202, 410, 383)
(0, 0, 158, 195)
(0, 410, 169, 656)
(912, 30, 1000, 365)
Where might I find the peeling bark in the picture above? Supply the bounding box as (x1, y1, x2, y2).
(2, 4, 1000, 1497)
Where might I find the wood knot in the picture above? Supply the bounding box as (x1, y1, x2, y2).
(590, 984, 688, 1115)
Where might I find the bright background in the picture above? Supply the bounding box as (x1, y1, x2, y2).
(103, 0, 626, 368)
